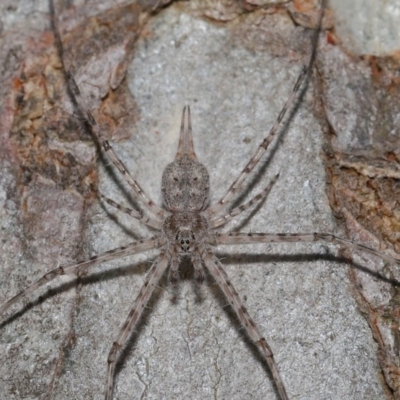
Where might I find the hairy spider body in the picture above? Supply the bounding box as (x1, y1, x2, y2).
(162, 113, 210, 278)
(159, 147, 209, 280)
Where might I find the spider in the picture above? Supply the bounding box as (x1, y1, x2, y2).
(1, 0, 399, 399)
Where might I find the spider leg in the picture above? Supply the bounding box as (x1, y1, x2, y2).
(209, 173, 279, 229)
(0, 237, 160, 316)
(105, 251, 169, 400)
(49, 0, 166, 220)
(201, 247, 288, 400)
(205, 0, 326, 219)
(214, 232, 400, 265)
(99, 193, 163, 230)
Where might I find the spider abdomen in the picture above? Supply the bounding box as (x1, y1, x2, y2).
(161, 155, 210, 212)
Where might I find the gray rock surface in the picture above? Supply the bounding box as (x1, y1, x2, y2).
(0, 1, 399, 400)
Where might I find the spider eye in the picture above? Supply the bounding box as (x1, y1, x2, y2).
(193, 177, 198, 181)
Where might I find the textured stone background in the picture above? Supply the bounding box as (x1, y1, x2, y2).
(0, 1, 399, 399)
